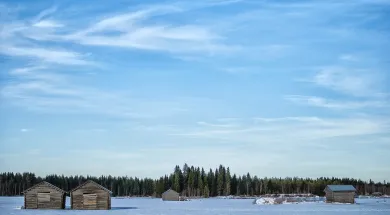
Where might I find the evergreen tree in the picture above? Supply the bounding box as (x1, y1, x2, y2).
(197, 171, 203, 197)
(225, 167, 231, 196)
(203, 185, 210, 198)
(213, 169, 218, 196)
(217, 165, 225, 196)
(1, 164, 389, 197)
(187, 169, 194, 196)
(173, 173, 180, 192)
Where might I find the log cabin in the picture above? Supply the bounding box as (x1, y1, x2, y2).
(70, 180, 112, 210)
(23, 181, 66, 209)
(324, 185, 356, 204)
(162, 189, 180, 201)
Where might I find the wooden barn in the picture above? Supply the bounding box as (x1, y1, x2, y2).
(70, 180, 112, 210)
(23, 181, 66, 209)
(324, 185, 356, 204)
(162, 189, 180, 201)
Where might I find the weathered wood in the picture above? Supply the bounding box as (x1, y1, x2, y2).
(162, 189, 180, 201)
(23, 182, 66, 209)
(38, 193, 50, 203)
(324, 185, 356, 204)
(70, 180, 111, 210)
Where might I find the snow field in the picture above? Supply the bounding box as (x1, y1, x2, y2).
(0, 197, 389, 215)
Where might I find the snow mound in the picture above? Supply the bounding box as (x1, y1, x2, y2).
(255, 197, 285, 205)
(254, 196, 324, 205)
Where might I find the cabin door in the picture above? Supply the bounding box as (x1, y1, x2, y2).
(37, 192, 50, 208)
(83, 194, 97, 209)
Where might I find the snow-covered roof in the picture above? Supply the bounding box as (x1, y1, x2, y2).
(325, 185, 356, 192)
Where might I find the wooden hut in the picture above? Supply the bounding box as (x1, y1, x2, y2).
(324, 185, 356, 204)
(70, 180, 112, 210)
(162, 189, 180, 201)
(23, 181, 66, 209)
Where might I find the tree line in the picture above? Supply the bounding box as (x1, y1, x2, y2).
(0, 164, 388, 197)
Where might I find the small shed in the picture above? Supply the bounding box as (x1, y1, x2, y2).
(324, 185, 356, 204)
(23, 181, 66, 209)
(162, 189, 180, 201)
(70, 180, 112, 210)
(372, 192, 383, 197)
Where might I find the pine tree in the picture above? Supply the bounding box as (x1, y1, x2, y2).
(174, 173, 180, 192)
(203, 185, 210, 198)
(188, 170, 194, 196)
(225, 167, 231, 196)
(197, 172, 203, 197)
(213, 169, 218, 196)
(217, 165, 224, 196)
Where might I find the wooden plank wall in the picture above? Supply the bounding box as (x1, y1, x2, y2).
(162, 190, 179, 201)
(325, 191, 355, 203)
(71, 182, 110, 210)
(24, 184, 65, 209)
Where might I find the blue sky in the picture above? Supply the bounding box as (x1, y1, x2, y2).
(0, 0, 389, 181)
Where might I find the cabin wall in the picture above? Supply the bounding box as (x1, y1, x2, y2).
(325, 191, 355, 204)
(24, 184, 65, 209)
(162, 191, 179, 201)
(71, 183, 110, 210)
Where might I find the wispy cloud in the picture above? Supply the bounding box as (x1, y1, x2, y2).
(171, 116, 390, 144)
(339, 54, 358, 62)
(310, 67, 383, 97)
(285, 95, 389, 109)
(1, 66, 190, 118)
(14, 3, 239, 57)
(288, 64, 388, 111)
(33, 20, 63, 28)
(0, 5, 92, 66)
(0, 45, 92, 65)
(32, 6, 58, 23)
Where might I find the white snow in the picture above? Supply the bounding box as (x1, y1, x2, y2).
(254, 197, 284, 205)
(254, 196, 325, 205)
(0, 196, 390, 214)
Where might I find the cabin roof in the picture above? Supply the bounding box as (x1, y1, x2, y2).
(163, 188, 179, 195)
(325, 185, 356, 192)
(70, 180, 112, 194)
(22, 181, 66, 194)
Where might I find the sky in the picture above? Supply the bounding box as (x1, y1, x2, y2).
(0, 0, 389, 181)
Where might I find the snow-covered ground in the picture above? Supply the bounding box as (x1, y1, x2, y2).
(0, 197, 389, 214)
(254, 196, 325, 204)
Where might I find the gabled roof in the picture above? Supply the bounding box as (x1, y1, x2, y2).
(325, 185, 356, 192)
(22, 181, 66, 194)
(163, 188, 179, 195)
(70, 180, 112, 194)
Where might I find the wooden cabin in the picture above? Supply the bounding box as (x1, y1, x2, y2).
(324, 185, 356, 204)
(23, 181, 66, 209)
(372, 192, 383, 197)
(162, 189, 180, 201)
(70, 180, 112, 210)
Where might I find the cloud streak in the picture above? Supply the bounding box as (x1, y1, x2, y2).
(13, 3, 239, 57)
(310, 67, 384, 97)
(0, 45, 92, 65)
(285, 95, 389, 109)
(171, 116, 390, 144)
(1, 66, 190, 118)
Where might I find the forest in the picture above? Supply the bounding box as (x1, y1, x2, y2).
(0, 164, 389, 197)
